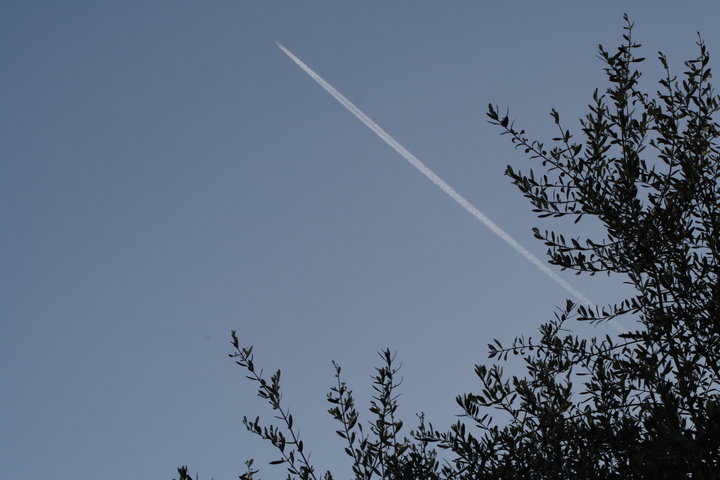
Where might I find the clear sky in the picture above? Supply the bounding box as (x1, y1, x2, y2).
(2, 2, 719, 479)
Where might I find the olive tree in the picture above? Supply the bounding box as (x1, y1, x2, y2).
(177, 15, 720, 480)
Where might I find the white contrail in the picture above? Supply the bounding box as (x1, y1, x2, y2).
(276, 41, 624, 333)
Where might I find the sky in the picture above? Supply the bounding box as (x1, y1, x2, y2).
(2, 2, 719, 479)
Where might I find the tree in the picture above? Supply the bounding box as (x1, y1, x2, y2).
(177, 15, 720, 480)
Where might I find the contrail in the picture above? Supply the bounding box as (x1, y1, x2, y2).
(276, 41, 624, 333)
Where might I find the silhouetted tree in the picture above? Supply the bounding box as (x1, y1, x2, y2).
(177, 15, 720, 480)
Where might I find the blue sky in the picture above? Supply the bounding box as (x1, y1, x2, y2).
(2, 2, 719, 479)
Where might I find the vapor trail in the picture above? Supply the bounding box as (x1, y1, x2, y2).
(276, 42, 624, 332)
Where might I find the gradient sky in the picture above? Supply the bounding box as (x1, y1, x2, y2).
(3, 2, 719, 479)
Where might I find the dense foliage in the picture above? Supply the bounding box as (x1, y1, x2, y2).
(177, 16, 720, 480)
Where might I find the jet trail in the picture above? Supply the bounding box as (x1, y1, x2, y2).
(276, 42, 624, 332)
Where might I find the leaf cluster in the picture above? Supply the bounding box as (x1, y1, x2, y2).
(223, 337, 441, 480)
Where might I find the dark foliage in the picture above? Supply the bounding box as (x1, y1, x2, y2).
(176, 16, 720, 480)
